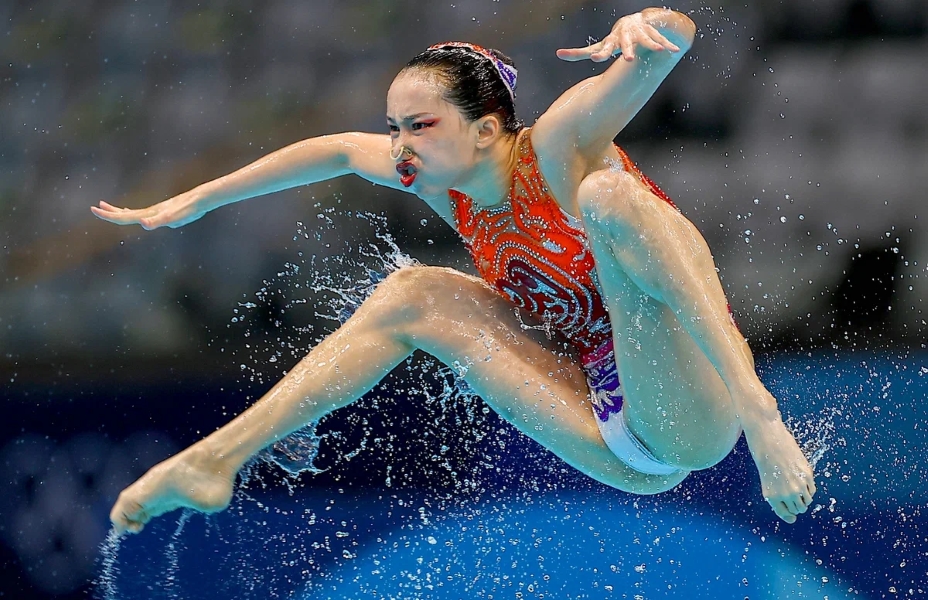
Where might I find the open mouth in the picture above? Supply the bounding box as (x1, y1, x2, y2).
(396, 161, 418, 187)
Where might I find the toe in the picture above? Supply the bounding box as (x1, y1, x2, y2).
(771, 499, 797, 524)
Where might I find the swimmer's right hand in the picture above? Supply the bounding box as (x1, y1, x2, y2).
(110, 445, 236, 535)
(91, 189, 207, 230)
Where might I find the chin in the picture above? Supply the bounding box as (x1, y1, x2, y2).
(415, 189, 444, 202)
(412, 181, 445, 202)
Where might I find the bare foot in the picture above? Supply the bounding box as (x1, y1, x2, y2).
(110, 444, 236, 534)
(743, 416, 817, 524)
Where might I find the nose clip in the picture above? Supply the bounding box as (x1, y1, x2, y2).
(391, 145, 414, 161)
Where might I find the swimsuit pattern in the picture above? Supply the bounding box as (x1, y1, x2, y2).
(449, 128, 677, 423)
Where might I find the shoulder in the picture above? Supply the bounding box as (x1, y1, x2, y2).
(524, 121, 620, 213)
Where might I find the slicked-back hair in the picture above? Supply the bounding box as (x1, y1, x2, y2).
(402, 45, 523, 135)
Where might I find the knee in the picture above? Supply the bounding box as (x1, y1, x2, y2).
(371, 265, 471, 324)
(577, 169, 647, 233)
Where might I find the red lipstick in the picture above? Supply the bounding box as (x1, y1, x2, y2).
(396, 161, 418, 187)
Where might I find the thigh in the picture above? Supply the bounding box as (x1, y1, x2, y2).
(396, 266, 685, 493)
(578, 176, 742, 470)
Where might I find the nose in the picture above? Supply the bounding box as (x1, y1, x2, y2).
(391, 137, 414, 161)
(394, 130, 408, 144)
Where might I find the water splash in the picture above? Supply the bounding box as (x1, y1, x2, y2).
(94, 528, 122, 600)
(258, 426, 325, 476)
(227, 210, 490, 489)
(785, 405, 844, 472)
(162, 511, 191, 596)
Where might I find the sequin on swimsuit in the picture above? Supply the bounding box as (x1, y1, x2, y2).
(449, 128, 677, 422)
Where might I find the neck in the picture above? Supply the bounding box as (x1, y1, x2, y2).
(452, 131, 520, 208)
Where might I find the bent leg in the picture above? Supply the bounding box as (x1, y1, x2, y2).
(385, 267, 686, 493)
(577, 168, 815, 523)
(111, 265, 685, 533)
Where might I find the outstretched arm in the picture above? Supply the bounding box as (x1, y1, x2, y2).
(90, 132, 405, 230)
(533, 8, 696, 165)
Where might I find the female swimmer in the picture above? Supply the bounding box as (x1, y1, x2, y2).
(92, 8, 816, 530)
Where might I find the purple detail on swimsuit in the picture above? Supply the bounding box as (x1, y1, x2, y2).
(498, 258, 580, 332)
(581, 337, 624, 422)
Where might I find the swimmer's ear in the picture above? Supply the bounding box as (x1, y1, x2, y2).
(472, 114, 504, 149)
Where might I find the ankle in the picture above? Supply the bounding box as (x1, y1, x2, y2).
(729, 382, 780, 429)
(186, 438, 243, 478)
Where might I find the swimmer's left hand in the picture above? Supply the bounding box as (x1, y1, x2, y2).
(556, 11, 681, 63)
(91, 188, 208, 230)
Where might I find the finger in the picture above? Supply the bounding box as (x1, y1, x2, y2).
(644, 24, 681, 52)
(637, 31, 670, 53)
(90, 206, 135, 225)
(98, 200, 127, 211)
(98, 200, 164, 221)
(91, 207, 149, 227)
(139, 215, 173, 230)
(638, 38, 667, 53)
(590, 39, 617, 62)
(618, 30, 635, 61)
(555, 48, 587, 62)
(556, 40, 604, 62)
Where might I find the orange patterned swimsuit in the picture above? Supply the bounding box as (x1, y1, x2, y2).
(449, 128, 677, 424)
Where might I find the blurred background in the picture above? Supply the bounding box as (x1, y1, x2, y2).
(1, 0, 926, 598)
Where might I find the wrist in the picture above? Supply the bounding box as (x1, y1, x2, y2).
(191, 181, 219, 210)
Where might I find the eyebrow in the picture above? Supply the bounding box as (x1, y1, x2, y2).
(386, 113, 435, 122)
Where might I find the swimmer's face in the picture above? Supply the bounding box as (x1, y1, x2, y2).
(386, 69, 481, 199)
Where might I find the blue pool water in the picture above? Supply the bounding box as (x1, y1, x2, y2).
(92, 351, 927, 600)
